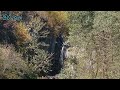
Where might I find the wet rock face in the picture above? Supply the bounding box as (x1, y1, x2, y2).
(46, 34, 71, 76)
(37, 26, 64, 76)
(47, 34, 63, 75)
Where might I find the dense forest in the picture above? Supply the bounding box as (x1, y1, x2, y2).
(0, 11, 120, 79)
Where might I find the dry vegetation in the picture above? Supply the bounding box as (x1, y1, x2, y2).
(0, 11, 120, 79)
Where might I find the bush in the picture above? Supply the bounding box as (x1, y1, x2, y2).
(0, 44, 52, 79)
(22, 38, 53, 78)
(46, 11, 69, 37)
(13, 22, 31, 45)
(60, 11, 120, 79)
(0, 20, 31, 46)
(0, 45, 28, 79)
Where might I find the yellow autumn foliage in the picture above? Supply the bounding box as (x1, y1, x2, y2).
(46, 11, 69, 37)
(47, 11, 69, 27)
(13, 22, 31, 45)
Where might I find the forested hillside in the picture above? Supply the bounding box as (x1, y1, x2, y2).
(0, 11, 120, 79)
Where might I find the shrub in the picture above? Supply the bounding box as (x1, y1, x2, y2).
(0, 20, 31, 47)
(46, 11, 69, 37)
(13, 22, 31, 45)
(47, 11, 69, 27)
(22, 39, 53, 78)
(0, 45, 28, 79)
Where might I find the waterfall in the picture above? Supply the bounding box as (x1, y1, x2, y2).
(59, 45, 64, 68)
(47, 34, 70, 76)
(59, 43, 67, 68)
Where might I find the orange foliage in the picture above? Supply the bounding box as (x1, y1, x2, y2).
(13, 22, 31, 45)
(47, 11, 69, 27)
(46, 11, 69, 37)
